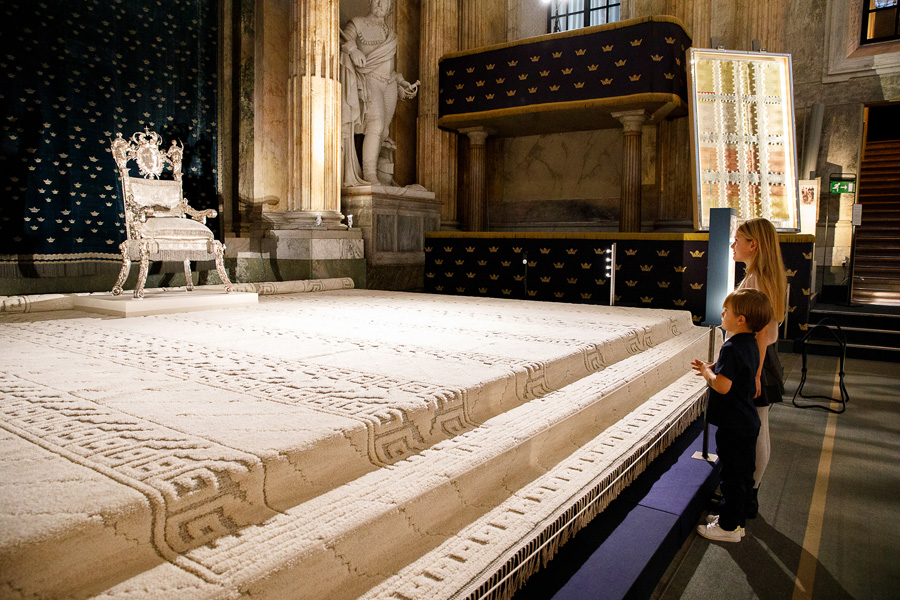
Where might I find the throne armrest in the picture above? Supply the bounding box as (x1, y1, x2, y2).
(184, 202, 217, 224)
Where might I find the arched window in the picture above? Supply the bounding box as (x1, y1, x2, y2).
(861, 0, 900, 44)
(547, 0, 621, 33)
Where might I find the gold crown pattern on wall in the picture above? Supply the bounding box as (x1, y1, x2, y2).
(0, 0, 219, 267)
(438, 20, 690, 119)
(425, 236, 814, 338)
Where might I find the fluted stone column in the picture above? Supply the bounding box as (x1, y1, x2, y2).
(613, 110, 647, 233)
(418, 0, 460, 229)
(271, 0, 343, 230)
(460, 127, 490, 232)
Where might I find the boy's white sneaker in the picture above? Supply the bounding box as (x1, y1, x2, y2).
(705, 514, 745, 537)
(697, 518, 742, 542)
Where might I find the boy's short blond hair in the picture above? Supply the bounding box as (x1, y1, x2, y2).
(725, 288, 773, 333)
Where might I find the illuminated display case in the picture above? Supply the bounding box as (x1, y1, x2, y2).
(688, 48, 800, 231)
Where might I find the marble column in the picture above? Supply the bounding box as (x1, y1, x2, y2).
(460, 127, 490, 232)
(275, 0, 343, 230)
(613, 110, 647, 233)
(418, 0, 460, 230)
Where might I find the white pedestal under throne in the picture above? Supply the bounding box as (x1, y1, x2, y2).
(109, 130, 233, 298)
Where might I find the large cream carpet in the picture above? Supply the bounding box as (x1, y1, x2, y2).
(0, 284, 713, 599)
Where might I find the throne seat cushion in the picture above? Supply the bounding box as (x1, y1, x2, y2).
(140, 216, 215, 240)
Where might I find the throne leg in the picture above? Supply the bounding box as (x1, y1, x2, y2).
(214, 241, 233, 293)
(112, 244, 131, 296)
(134, 243, 150, 299)
(183, 259, 194, 291)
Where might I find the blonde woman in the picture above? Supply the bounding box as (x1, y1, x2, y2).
(730, 217, 787, 518)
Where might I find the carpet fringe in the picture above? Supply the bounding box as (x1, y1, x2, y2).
(465, 395, 706, 600)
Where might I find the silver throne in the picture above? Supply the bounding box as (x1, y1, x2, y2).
(109, 129, 233, 298)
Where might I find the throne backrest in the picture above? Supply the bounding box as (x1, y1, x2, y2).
(110, 130, 187, 231)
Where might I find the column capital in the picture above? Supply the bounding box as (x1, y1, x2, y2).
(459, 126, 493, 146)
(611, 109, 647, 133)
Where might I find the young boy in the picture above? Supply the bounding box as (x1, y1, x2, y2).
(691, 288, 773, 542)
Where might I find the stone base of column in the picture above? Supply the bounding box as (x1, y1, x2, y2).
(252, 210, 347, 233)
(342, 184, 442, 291)
(224, 229, 366, 289)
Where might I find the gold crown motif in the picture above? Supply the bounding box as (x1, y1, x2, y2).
(552, 52, 562, 58)
(690, 250, 705, 258)
(466, 67, 475, 73)
(640, 264, 653, 271)
(596, 278, 607, 285)
(530, 56, 540, 62)
(799, 323, 808, 331)
(803, 288, 811, 295)
(658, 281, 670, 288)
(502, 289, 512, 295)
(651, 54, 663, 62)
(514, 275, 524, 281)
(630, 39, 642, 46)
(434, 259, 443, 265)
(513, 247, 522, 253)
(479, 287, 487, 293)
(581, 262, 592, 269)
(574, 82, 585, 88)
(540, 248, 551, 254)
(540, 70, 550, 76)
(495, 77, 505, 84)
(528, 261, 537, 267)
(693, 315, 702, 323)
(581, 293, 592, 299)
(541, 276, 551, 283)
(786, 268, 797, 277)
(446, 70, 455, 76)
(425, 246, 432, 252)
(562, 68, 573, 75)
(466, 96, 474, 102)
(444, 246, 453, 252)
(508, 60, 518, 67)
(788, 306, 796, 313)
(426, 272, 434, 278)
(435, 285, 443, 291)
(476, 80, 485, 86)
(629, 74, 641, 81)
(501, 261, 511, 267)
(566, 248, 578, 254)
(555, 292, 564, 298)
(676, 57, 681, 65)
(456, 83, 465, 90)
(490, 274, 499, 280)
(588, 64, 599, 71)
(625, 249, 638, 255)
(529, 87, 537, 93)
(445, 272, 454, 277)
(673, 299, 687, 306)
(466, 246, 475, 252)
(486, 93, 495, 99)
(665, 36, 675, 44)
(489, 246, 499, 252)
(567, 277, 578, 284)
(690, 282, 704, 290)
(553, 262, 564, 269)
(466, 272, 475, 278)
(528, 290, 538, 296)
(445, 99, 455, 104)
(626, 280, 637, 287)
(549, 85, 560, 91)
(657, 250, 670, 257)
(640, 296, 653, 303)
(803, 252, 812, 260)
(601, 78, 613, 85)
(478, 260, 487, 266)
(506, 90, 516, 96)
(519, 73, 528, 80)
(675, 266, 687, 272)
(664, 73, 675, 80)
(575, 49, 586, 55)
(594, 248, 606, 254)
(455, 259, 464, 265)
(602, 45, 613, 52)
(615, 59, 627, 67)
(486, 64, 495, 70)
(616, 264, 621, 270)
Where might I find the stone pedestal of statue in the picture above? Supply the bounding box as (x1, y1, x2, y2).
(341, 184, 441, 291)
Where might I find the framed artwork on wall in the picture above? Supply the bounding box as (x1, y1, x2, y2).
(687, 48, 801, 231)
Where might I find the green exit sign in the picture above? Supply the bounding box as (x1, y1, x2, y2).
(830, 181, 855, 194)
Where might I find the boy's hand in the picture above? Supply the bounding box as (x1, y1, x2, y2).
(691, 359, 713, 378)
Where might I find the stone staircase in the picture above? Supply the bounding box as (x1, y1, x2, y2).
(851, 138, 900, 306)
(0, 290, 714, 600)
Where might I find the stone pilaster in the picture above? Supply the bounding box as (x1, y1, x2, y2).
(279, 0, 343, 229)
(461, 128, 490, 232)
(613, 110, 647, 233)
(418, 0, 459, 230)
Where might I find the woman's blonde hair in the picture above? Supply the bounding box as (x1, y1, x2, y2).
(737, 218, 787, 321)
